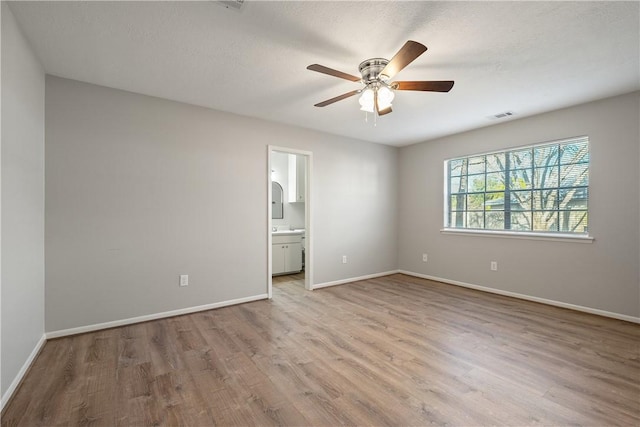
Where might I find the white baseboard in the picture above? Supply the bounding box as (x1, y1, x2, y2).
(399, 270, 640, 324)
(312, 270, 400, 290)
(46, 293, 269, 339)
(1, 333, 47, 411)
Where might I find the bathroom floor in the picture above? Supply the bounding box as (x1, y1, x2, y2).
(272, 271, 304, 287)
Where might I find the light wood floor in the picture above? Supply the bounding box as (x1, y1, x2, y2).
(272, 271, 304, 286)
(2, 274, 639, 426)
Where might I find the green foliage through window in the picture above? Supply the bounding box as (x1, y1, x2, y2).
(446, 137, 589, 234)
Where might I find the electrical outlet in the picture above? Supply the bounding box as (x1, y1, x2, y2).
(179, 274, 189, 287)
(342, 255, 347, 264)
(490, 261, 498, 271)
(422, 253, 428, 262)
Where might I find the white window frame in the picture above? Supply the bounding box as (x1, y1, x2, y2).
(441, 136, 594, 243)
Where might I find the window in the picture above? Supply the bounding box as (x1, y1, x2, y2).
(445, 137, 589, 235)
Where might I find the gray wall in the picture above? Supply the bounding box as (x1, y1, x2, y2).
(398, 92, 640, 317)
(1, 3, 45, 399)
(45, 76, 398, 332)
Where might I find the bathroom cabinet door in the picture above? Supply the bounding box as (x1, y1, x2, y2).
(284, 242, 302, 272)
(287, 154, 305, 203)
(272, 242, 302, 275)
(272, 244, 286, 275)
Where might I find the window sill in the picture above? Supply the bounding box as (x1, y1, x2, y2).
(440, 228, 594, 243)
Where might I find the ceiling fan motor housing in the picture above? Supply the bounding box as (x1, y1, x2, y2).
(358, 58, 390, 84)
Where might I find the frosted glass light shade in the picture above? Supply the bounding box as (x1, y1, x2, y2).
(359, 86, 394, 112)
(377, 86, 395, 109)
(359, 88, 374, 112)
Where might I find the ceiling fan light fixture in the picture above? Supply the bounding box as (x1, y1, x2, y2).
(359, 88, 375, 112)
(377, 86, 395, 109)
(359, 86, 395, 113)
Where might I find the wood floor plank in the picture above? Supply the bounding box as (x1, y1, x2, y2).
(145, 320, 184, 376)
(3, 273, 639, 426)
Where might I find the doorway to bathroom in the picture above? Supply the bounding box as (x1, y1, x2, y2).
(268, 146, 312, 298)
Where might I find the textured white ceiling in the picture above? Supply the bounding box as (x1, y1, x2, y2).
(8, 1, 640, 146)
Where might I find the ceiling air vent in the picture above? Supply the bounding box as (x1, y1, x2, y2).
(490, 111, 515, 120)
(216, 0, 245, 12)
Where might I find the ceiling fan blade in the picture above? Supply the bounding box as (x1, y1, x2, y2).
(378, 106, 392, 116)
(380, 40, 427, 80)
(314, 90, 360, 107)
(374, 90, 392, 116)
(307, 64, 361, 82)
(393, 80, 455, 92)
(373, 91, 392, 116)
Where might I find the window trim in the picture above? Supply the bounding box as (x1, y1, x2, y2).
(440, 227, 594, 243)
(443, 136, 592, 239)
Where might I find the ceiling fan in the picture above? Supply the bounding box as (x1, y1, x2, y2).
(307, 40, 454, 116)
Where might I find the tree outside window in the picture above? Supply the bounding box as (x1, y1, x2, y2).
(446, 137, 589, 234)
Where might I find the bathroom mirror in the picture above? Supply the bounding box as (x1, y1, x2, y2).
(272, 181, 284, 219)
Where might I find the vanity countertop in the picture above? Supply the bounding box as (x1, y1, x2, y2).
(272, 229, 304, 236)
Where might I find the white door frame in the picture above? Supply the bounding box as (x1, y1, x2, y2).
(267, 145, 313, 298)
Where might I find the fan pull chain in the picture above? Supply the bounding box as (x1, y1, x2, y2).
(363, 112, 378, 126)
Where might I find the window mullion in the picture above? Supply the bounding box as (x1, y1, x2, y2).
(504, 152, 511, 230)
(484, 157, 487, 230)
(556, 145, 561, 231)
